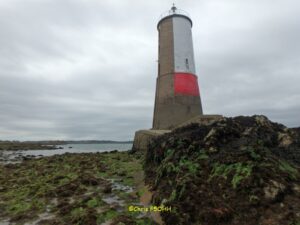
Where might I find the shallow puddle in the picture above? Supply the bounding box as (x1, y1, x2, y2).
(108, 179, 133, 193)
(102, 194, 125, 206)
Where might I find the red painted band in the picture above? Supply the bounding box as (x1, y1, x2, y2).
(174, 73, 200, 96)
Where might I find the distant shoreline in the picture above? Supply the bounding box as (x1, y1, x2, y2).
(63, 140, 133, 144)
(0, 140, 133, 151)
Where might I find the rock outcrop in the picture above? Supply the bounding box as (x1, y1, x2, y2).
(144, 115, 300, 225)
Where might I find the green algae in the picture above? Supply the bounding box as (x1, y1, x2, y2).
(278, 160, 299, 180)
(136, 218, 156, 225)
(197, 152, 209, 160)
(104, 209, 119, 220)
(0, 151, 154, 224)
(86, 197, 104, 208)
(209, 162, 253, 188)
(247, 147, 261, 160)
(290, 221, 300, 225)
(179, 158, 199, 175)
(248, 195, 259, 204)
(8, 202, 32, 215)
(70, 207, 87, 220)
(145, 116, 300, 225)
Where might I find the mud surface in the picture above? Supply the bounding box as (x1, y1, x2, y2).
(0, 151, 156, 225)
(145, 115, 300, 225)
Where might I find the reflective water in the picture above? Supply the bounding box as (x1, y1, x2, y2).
(0, 143, 133, 163)
(26, 143, 132, 156)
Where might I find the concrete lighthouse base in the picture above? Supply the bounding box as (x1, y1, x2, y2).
(132, 115, 223, 152)
(132, 129, 171, 152)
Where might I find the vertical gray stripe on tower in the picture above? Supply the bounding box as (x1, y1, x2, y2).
(173, 16, 196, 74)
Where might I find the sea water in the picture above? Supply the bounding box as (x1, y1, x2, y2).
(1, 143, 133, 162)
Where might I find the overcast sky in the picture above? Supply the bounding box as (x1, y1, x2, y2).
(0, 0, 299, 141)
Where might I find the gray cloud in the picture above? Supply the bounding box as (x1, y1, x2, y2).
(0, 0, 299, 140)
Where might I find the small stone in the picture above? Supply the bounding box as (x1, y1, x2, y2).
(264, 180, 285, 201)
(161, 198, 168, 205)
(278, 132, 293, 147)
(208, 147, 218, 153)
(204, 128, 217, 142)
(292, 184, 300, 193)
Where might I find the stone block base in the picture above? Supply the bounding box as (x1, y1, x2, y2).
(132, 115, 223, 152)
(132, 129, 171, 152)
(175, 114, 223, 128)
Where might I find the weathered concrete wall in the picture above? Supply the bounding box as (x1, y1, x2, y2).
(132, 130, 171, 152)
(153, 17, 174, 129)
(174, 114, 223, 128)
(133, 115, 223, 152)
(158, 17, 174, 76)
(153, 96, 202, 130)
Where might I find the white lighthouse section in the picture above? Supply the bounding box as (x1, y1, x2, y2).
(173, 16, 196, 74)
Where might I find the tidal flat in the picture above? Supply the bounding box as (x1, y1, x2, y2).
(0, 141, 58, 151)
(0, 151, 156, 225)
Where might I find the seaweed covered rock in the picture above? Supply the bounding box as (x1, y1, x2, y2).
(144, 115, 300, 225)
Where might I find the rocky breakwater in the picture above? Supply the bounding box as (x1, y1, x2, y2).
(144, 115, 300, 225)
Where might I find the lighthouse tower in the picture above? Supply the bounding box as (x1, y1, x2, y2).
(132, 5, 221, 152)
(152, 5, 203, 130)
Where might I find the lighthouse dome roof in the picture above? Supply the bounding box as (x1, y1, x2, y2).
(157, 4, 192, 29)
